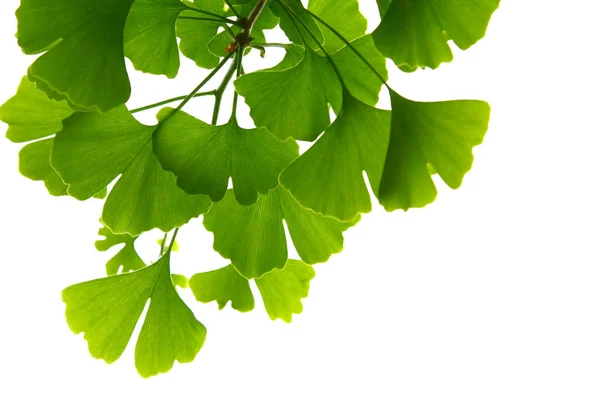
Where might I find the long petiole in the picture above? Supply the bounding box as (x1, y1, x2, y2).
(278, 0, 347, 89)
(130, 91, 215, 114)
(212, 53, 239, 125)
(302, 7, 390, 90)
(167, 228, 179, 254)
(183, 4, 242, 27)
(251, 42, 293, 49)
(229, 47, 244, 123)
(171, 52, 234, 119)
(177, 16, 235, 25)
(159, 232, 169, 257)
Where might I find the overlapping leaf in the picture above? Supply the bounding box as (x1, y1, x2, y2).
(51, 107, 212, 236)
(308, 0, 367, 53)
(16, 0, 135, 111)
(204, 187, 359, 279)
(331, 35, 388, 109)
(124, 0, 190, 77)
(63, 255, 206, 377)
(280, 91, 391, 221)
(177, 0, 228, 69)
(190, 260, 315, 322)
(373, 0, 500, 71)
(0, 78, 73, 196)
(154, 108, 298, 205)
(235, 46, 341, 141)
(271, 0, 323, 50)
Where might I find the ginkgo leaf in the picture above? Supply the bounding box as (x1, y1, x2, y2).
(378, 91, 491, 211)
(372, 0, 500, 71)
(51, 106, 212, 235)
(332, 35, 388, 108)
(203, 187, 359, 279)
(235, 46, 341, 141)
(95, 225, 146, 276)
(177, 0, 226, 69)
(189, 265, 255, 312)
(124, 0, 189, 78)
(271, 0, 323, 50)
(0, 77, 73, 196)
(189, 260, 315, 322)
(280, 91, 391, 221)
(16, 0, 135, 111)
(154, 108, 298, 205)
(256, 260, 315, 323)
(63, 255, 206, 378)
(308, 0, 367, 54)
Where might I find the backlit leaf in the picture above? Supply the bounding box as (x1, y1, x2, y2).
(190, 260, 315, 322)
(235, 46, 341, 141)
(51, 107, 212, 235)
(203, 187, 359, 279)
(378, 91, 491, 211)
(63, 255, 206, 377)
(95, 225, 146, 276)
(154, 108, 298, 205)
(16, 0, 135, 111)
(373, 0, 500, 71)
(281, 91, 391, 221)
(124, 0, 189, 77)
(0, 77, 73, 196)
(189, 265, 255, 312)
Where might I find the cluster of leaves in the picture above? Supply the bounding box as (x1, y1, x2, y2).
(0, 0, 499, 377)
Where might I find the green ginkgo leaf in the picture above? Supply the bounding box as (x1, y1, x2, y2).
(16, 0, 135, 111)
(372, 0, 500, 71)
(177, 0, 227, 69)
(280, 91, 391, 221)
(63, 255, 206, 378)
(51, 106, 212, 235)
(204, 187, 359, 279)
(378, 91, 491, 211)
(271, 0, 323, 50)
(124, 0, 189, 78)
(331, 35, 388, 109)
(256, 260, 315, 323)
(154, 108, 298, 205)
(0, 77, 73, 196)
(189, 260, 315, 322)
(308, 0, 367, 54)
(235, 46, 341, 141)
(95, 225, 146, 276)
(189, 265, 255, 312)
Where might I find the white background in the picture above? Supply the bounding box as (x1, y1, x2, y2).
(1, 0, 600, 398)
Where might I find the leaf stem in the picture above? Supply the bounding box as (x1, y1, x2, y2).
(212, 55, 239, 125)
(236, 0, 270, 48)
(301, 7, 390, 90)
(167, 228, 179, 254)
(251, 42, 293, 49)
(183, 5, 242, 27)
(130, 91, 215, 114)
(177, 16, 233, 25)
(230, 47, 244, 123)
(159, 232, 169, 256)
